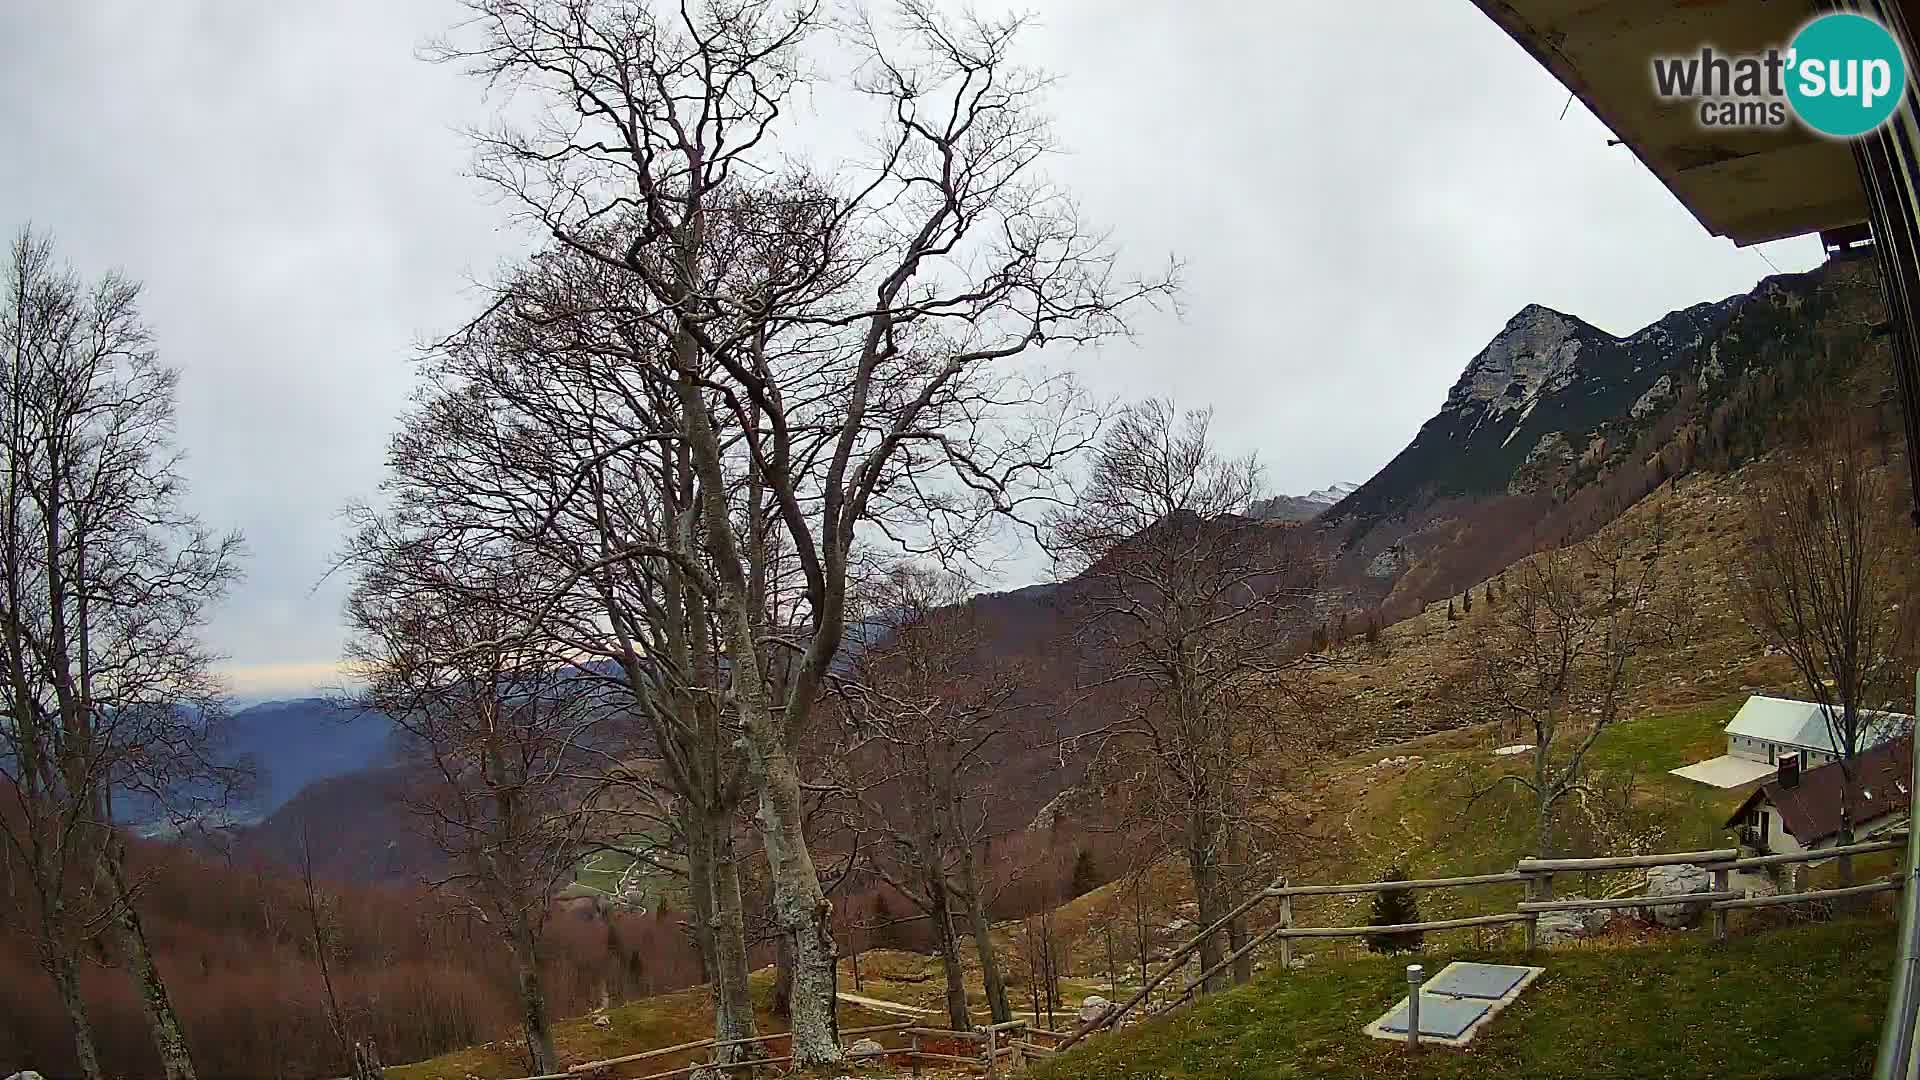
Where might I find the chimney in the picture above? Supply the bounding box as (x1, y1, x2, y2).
(1778, 752, 1801, 789)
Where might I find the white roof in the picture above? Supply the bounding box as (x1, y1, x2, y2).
(1724, 695, 1911, 755)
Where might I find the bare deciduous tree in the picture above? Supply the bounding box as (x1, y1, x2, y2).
(360, 245, 770, 1059)
(1047, 400, 1318, 993)
(430, 0, 1170, 1061)
(1472, 517, 1671, 857)
(0, 227, 244, 1080)
(830, 563, 1024, 1028)
(342, 541, 606, 1077)
(298, 823, 385, 1080)
(1732, 406, 1918, 873)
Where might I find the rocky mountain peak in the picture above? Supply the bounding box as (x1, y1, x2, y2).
(1443, 304, 1598, 419)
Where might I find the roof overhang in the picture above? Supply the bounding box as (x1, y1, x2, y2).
(1467, 0, 1881, 246)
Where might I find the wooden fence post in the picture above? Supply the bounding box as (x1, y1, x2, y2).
(1523, 874, 1538, 951)
(1711, 866, 1730, 943)
(1278, 881, 1294, 971)
(986, 1025, 998, 1079)
(910, 1031, 922, 1079)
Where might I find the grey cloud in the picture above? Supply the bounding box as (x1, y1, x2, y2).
(0, 1, 1823, 695)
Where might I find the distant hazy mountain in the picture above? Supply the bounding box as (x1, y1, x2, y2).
(1249, 481, 1359, 521)
(221, 696, 395, 815)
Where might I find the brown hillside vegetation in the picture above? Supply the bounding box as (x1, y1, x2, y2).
(0, 839, 705, 1080)
(1309, 464, 1796, 756)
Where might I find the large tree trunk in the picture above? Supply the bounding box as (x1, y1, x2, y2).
(746, 740, 839, 1065)
(927, 874, 970, 1030)
(708, 818, 757, 1059)
(505, 915, 557, 1075)
(685, 804, 757, 1062)
(956, 838, 1012, 1023)
(103, 849, 198, 1080)
(49, 947, 105, 1080)
(1187, 810, 1228, 995)
(1225, 821, 1252, 986)
(685, 809, 720, 984)
(773, 927, 795, 1018)
(674, 358, 842, 1068)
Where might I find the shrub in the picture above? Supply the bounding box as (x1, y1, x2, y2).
(1365, 864, 1424, 954)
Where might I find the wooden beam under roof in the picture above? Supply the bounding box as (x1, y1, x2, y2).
(1468, 0, 1869, 244)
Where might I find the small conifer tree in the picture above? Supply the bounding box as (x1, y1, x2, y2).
(1366, 864, 1424, 954)
(1070, 849, 1100, 898)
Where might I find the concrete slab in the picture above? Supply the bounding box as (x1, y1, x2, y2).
(1670, 755, 1776, 789)
(1362, 963, 1545, 1048)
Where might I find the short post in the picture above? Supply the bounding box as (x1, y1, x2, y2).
(1278, 882, 1295, 971)
(985, 1024, 998, 1079)
(910, 1030, 922, 1078)
(1406, 964, 1425, 1052)
(1523, 874, 1538, 951)
(1712, 865, 1730, 943)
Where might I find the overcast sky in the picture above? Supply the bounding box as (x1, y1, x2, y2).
(0, 2, 1825, 699)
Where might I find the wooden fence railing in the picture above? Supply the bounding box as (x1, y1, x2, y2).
(479, 834, 1908, 1078)
(1056, 832, 1909, 1051)
(495, 1018, 1047, 1080)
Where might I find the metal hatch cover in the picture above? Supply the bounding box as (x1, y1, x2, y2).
(1422, 962, 1533, 1000)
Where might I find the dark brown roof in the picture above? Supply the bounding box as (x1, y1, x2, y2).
(1726, 736, 1914, 846)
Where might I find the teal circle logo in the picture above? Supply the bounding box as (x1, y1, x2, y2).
(1787, 13, 1907, 137)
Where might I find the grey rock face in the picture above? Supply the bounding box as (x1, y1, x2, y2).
(1445, 305, 1589, 417)
(1641, 863, 1713, 928)
(1078, 995, 1113, 1024)
(1535, 896, 1608, 945)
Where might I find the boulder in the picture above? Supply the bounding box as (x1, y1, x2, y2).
(1641, 863, 1713, 928)
(1078, 995, 1113, 1024)
(6, 1072, 48, 1080)
(591, 1012, 612, 1029)
(847, 1037, 886, 1060)
(1534, 896, 1607, 946)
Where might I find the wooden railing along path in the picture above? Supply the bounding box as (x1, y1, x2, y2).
(1056, 832, 1909, 1051)
(480, 835, 1904, 1078)
(493, 1017, 1065, 1080)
